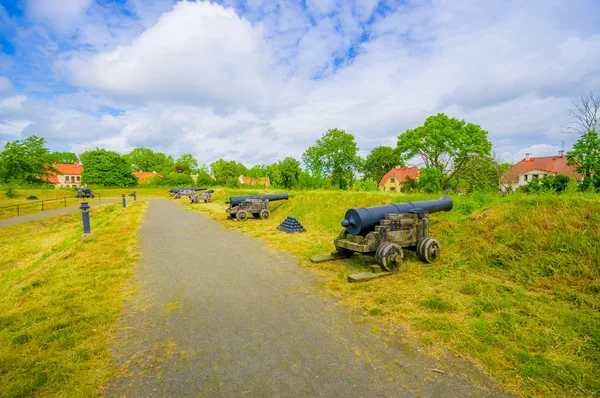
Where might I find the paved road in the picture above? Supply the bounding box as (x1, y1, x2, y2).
(105, 200, 509, 397)
(0, 199, 118, 228)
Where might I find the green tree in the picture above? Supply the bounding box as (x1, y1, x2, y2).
(51, 151, 79, 164)
(247, 164, 268, 179)
(397, 113, 492, 190)
(81, 148, 137, 187)
(567, 130, 600, 189)
(461, 155, 512, 192)
(361, 146, 404, 183)
(277, 157, 301, 189)
(0, 135, 55, 184)
(210, 159, 246, 185)
(124, 148, 172, 172)
(302, 128, 360, 189)
(174, 154, 199, 174)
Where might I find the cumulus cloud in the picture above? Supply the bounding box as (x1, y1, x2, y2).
(3, 0, 600, 166)
(27, 0, 93, 34)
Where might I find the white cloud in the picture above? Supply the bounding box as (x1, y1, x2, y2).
(0, 76, 13, 93)
(27, 0, 93, 34)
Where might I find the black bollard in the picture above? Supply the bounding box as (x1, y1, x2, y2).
(80, 202, 92, 238)
(122, 194, 126, 208)
(132, 191, 136, 201)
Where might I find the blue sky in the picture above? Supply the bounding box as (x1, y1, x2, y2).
(1, 0, 600, 166)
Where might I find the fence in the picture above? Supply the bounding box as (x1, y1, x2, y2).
(0, 194, 101, 217)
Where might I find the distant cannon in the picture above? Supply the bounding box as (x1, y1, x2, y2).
(226, 194, 288, 221)
(333, 196, 453, 272)
(76, 188, 94, 199)
(190, 189, 214, 203)
(172, 187, 206, 199)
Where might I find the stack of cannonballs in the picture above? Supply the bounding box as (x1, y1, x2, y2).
(277, 216, 306, 233)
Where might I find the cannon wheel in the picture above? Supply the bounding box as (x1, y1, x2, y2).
(376, 242, 403, 272)
(236, 210, 248, 221)
(417, 237, 440, 263)
(260, 209, 270, 219)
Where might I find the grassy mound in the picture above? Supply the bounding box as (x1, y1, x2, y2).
(0, 201, 147, 397)
(188, 189, 599, 397)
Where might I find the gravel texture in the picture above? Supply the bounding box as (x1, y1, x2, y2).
(105, 199, 511, 397)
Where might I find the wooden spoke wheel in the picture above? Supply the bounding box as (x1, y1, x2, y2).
(236, 210, 248, 221)
(417, 237, 440, 263)
(375, 242, 403, 272)
(260, 209, 270, 219)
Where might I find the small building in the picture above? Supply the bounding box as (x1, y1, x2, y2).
(133, 171, 159, 184)
(379, 166, 420, 192)
(239, 175, 271, 187)
(47, 162, 84, 187)
(500, 152, 581, 192)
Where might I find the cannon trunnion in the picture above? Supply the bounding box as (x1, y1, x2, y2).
(226, 194, 288, 221)
(334, 196, 452, 272)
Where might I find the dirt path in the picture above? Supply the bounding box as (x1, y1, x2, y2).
(105, 199, 509, 397)
(0, 199, 118, 228)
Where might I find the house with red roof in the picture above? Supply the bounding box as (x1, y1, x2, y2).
(46, 162, 84, 187)
(133, 171, 159, 184)
(238, 175, 271, 187)
(379, 166, 420, 192)
(500, 151, 581, 192)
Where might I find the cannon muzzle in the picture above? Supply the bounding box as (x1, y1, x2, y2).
(205, 189, 214, 194)
(227, 194, 289, 206)
(342, 196, 453, 236)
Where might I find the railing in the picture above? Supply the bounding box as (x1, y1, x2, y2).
(0, 194, 101, 217)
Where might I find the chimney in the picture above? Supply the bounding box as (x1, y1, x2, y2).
(558, 150, 565, 157)
(525, 153, 531, 161)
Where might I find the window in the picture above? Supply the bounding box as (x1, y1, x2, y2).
(524, 175, 528, 182)
(76, 176, 80, 181)
(533, 174, 539, 179)
(390, 187, 396, 192)
(390, 177, 396, 183)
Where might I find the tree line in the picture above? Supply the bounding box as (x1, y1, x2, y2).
(1, 108, 599, 192)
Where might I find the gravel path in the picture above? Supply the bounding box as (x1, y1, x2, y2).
(105, 199, 510, 397)
(0, 199, 118, 228)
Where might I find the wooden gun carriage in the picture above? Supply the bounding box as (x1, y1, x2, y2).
(334, 197, 453, 272)
(171, 187, 206, 199)
(226, 194, 288, 221)
(190, 189, 214, 203)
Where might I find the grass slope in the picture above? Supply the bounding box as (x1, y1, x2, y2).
(186, 188, 600, 397)
(0, 201, 148, 397)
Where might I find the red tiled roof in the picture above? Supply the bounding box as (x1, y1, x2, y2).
(501, 156, 581, 183)
(45, 162, 83, 183)
(379, 166, 420, 186)
(239, 175, 271, 186)
(133, 171, 159, 181)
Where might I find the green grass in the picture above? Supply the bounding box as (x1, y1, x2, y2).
(186, 188, 600, 397)
(0, 201, 148, 397)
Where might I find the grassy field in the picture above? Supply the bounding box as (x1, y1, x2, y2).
(0, 188, 166, 220)
(185, 188, 600, 397)
(0, 201, 148, 397)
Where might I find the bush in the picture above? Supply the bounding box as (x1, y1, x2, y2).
(353, 177, 379, 192)
(4, 180, 18, 198)
(518, 174, 576, 194)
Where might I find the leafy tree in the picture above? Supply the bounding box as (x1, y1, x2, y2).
(361, 146, 404, 183)
(124, 148, 172, 172)
(302, 128, 360, 189)
(277, 157, 301, 189)
(416, 167, 442, 193)
(460, 155, 512, 192)
(397, 113, 492, 190)
(567, 130, 600, 189)
(353, 177, 379, 192)
(518, 174, 575, 194)
(210, 159, 246, 185)
(81, 148, 137, 187)
(174, 154, 199, 174)
(0, 135, 55, 184)
(51, 151, 79, 164)
(246, 164, 268, 179)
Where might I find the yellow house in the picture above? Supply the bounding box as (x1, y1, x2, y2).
(379, 166, 420, 192)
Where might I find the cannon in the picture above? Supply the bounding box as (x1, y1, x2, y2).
(333, 196, 453, 272)
(172, 187, 206, 199)
(76, 188, 94, 199)
(190, 189, 214, 203)
(226, 194, 288, 221)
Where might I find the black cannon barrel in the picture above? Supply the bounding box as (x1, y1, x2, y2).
(341, 196, 453, 236)
(205, 189, 215, 194)
(228, 194, 289, 206)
